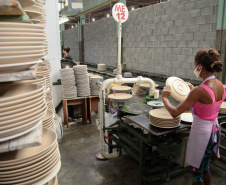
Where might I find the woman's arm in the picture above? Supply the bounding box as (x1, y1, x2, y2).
(162, 85, 201, 118)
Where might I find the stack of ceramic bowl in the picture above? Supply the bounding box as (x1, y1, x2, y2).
(36, 66, 52, 90)
(97, 64, 106, 72)
(0, 22, 46, 74)
(219, 102, 226, 114)
(124, 72, 132, 78)
(113, 85, 132, 93)
(0, 128, 61, 185)
(149, 108, 181, 128)
(73, 65, 91, 97)
(108, 93, 132, 102)
(0, 84, 46, 142)
(166, 77, 190, 102)
(60, 68, 77, 99)
(45, 96, 55, 113)
(42, 109, 55, 131)
(90, 76, 103, 96)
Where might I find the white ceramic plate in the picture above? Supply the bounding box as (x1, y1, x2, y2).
(147, 101, 164, 108)
(18, 0, 35, 7)
(0, 41, 46, 46)
(181, 113, 193, 123)
(0, 22, 44, 29)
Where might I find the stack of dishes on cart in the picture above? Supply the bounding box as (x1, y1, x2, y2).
(73, 65, 90, 97)
(149, 108, 181, 128)
(113, 85, 132, 93)
(42, 109, 55, 131)
(166, 77, 190, 102)
(0, 128, 61, 185)
(90, 75, 103, 96)
(60, 68, 77, 99)
(219, 102, 226, 114)
(0, 22, 46, 74)
(0, 84, 46, 142)
(45, 96, 55, 113)
(97, 64, 106, 72)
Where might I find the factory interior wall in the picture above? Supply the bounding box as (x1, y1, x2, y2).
(83, 17, 117, 66)
(62, 27, 80, 61)
(82, 0, 112, 12)
(44, 0, 63, 117)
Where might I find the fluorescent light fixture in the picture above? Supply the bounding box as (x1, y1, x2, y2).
(131, 7, 135, 11)
(71, 26, 74, 28)
(106, 13, 110, 18)
(92, 18, 95, 22)
(59, 15, 69, 24)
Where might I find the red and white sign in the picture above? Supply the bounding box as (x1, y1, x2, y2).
(112, 3, 129, 23)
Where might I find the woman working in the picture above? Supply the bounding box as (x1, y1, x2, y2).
(162, 48, 225, 185)
(63, 47, 73, 61)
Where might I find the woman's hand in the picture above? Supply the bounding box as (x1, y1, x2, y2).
(162, 85, 171, 99)
(186, 82, 194, 90)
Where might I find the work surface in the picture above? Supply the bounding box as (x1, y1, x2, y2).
(128, 115, 191, 136)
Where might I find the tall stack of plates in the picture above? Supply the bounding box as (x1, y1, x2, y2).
(45, 96, 55, 112)
(38, 60, 51, 71)
(12, 76, 46, 87)
(0, 22, 46, 73)
(60, 68, 77, 99)
(0, 84, 46, 142)
(219, 102, 226, 114)
(42, 109, 55, 131)
(166, 77, 190, 102)
(73, 65, 90, 97)
(149, 108, 181, 128)
(0, 128, 61, 185)
(90, 76, 103, 96)
(97, 64, 106, 72)
(36, 66, 52, 90)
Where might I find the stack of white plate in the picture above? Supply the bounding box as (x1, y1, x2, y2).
(0, 128, 61, 185)
(42, 109, 55, 131)
(73, 65, 91, 97)
(60, 68, 77, 99)
(0, 22, 46, 72)
(90, 76, 103, 96)
(219, 102, 226, 114)
(97, 64, 106, 72)
(0, 84, 46, 142)
(45, 96, 55, 113)
(113, 69, 117, 75)
(36, 66, 52, 90)
(149, 108, 181, 128)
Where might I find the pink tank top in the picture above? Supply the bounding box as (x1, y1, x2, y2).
(192, 82, 226, 121)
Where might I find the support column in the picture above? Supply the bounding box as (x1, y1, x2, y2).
(78, 15, 85, 63)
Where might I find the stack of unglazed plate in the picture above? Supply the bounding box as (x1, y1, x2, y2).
(73, 65, 90, 97)
(149, 108, 181, 128)
(38, 60, 51, 71)
(219, 102, 226, 114)
(0, 84, 46, 141)
(97, 64, 106, 72)
(0, 128, 61, 185)
(13, 76, 46, 87)
(90, 76, 103, 96)
(166, 77, 190, 102)
(124, 72, 132, 78)
(60, 68, 77, 99)
(140, 82, 159, 89)
(0, 22, 46, 71)
(113, 85, 132, 93)
(36, 66, 52, 90)
(42, 109, 55, 131)
(108, 93, 132, 102)
(45, 96, 55, 113)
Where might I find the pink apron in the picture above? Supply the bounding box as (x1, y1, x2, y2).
(186, 76, 224, 168)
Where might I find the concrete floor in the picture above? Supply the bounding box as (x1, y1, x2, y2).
(58, 117, 226, 185)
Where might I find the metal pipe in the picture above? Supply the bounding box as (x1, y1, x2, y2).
(219, 0, 226, 52)
(99, 76, 156, 159)
(117, 19, 122, 80)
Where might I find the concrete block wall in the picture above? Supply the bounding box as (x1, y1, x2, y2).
(83, 17, 117, 66)
(123, 0, 219, 79)
(62, 28, 80, 61)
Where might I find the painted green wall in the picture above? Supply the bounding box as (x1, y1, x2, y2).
(83, 0, 111, 11)
(217, 0, 226, 30)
